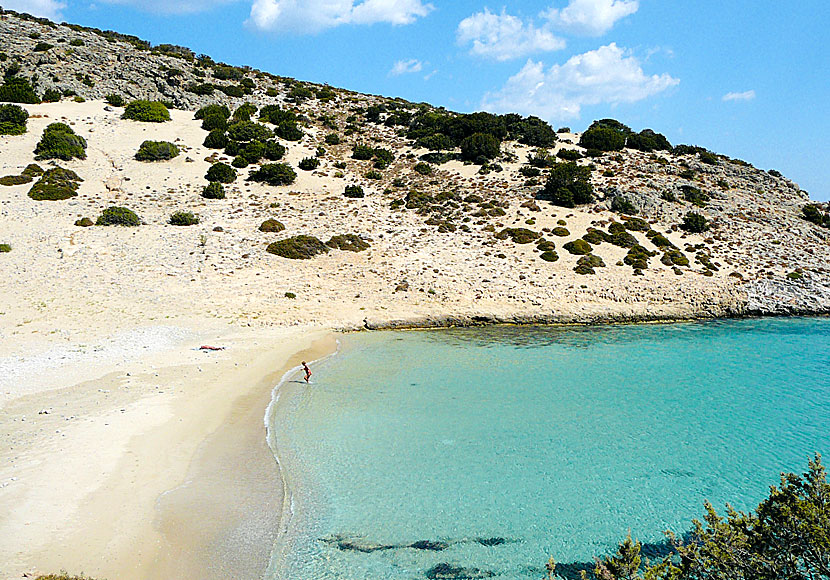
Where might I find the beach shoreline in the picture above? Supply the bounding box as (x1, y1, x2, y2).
(0, 322, 337, 580)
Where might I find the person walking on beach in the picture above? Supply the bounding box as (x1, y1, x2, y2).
(302, 361, 312, 383)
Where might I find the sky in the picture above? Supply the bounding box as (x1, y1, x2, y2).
(6, 0, 829, 200)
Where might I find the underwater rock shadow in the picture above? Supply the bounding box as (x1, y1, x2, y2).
(319, 534, 517, 554)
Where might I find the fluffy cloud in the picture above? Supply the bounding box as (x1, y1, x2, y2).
(389, 59, 424, 76)
(723, 90, 756, 102)
(482, 43, 678, 120)
(248, 0, 433, 33)
(2, 0, 66, 19)
(456, 8, 565, 61)
(543, 0, 639, 36)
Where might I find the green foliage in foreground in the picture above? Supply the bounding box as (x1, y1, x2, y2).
(135, 140, 179, 161)
(266, 235, 329, 259)
(122, 100, 170, 123)
(0, 103, 28, 135)
(96, 206, 140, 226)
(549, 455, 830, 580)
(34, 123, 87, 161)
(28, 167, 83, 201)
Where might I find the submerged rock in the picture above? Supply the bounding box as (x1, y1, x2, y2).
(476, 537, 507, 546)
(426, 563, 496, 579)
(410, 539, 450, 551)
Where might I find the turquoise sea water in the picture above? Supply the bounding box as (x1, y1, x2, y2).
(267, 318, 830, 580)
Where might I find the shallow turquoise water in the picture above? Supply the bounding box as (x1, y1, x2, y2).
(267, 318, 830, 579)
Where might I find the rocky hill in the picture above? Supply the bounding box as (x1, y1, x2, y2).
(1, 7, 829, 341)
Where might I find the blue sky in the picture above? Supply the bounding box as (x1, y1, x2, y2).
(9, 0, 830, 200)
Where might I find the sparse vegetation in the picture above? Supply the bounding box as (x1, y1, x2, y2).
(169, 211, 199, 226)
(0, 103, 28, 135)
(105, 93, 125, 107)
(266, 235, 330, 259)
(202, 181, 225, 199)
(681, 212, 709, 233)
(344, 185, 364, 198)
(248, 163, 296, 186)
(135, 140, 179, 161)
(327, 234, 370, 252)
(34, 123, 87, 160)
(122, 100, 170, 122)
(298, 156, 320, 171)
(495, 228, 541, 244)
(96, 206, 141, 226)
(563, 239, 593, 255)
(28, 167, 82, 201)
(205, 162, 237, 183)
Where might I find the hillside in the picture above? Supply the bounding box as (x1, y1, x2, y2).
(1, 6, 829, 350)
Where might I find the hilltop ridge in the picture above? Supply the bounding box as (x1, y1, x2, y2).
(1, 6, 829, 343)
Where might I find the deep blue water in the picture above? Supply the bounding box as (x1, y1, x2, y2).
(266, 317, 830, 579)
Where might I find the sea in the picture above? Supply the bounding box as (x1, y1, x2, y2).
(265, 317, 830, 580)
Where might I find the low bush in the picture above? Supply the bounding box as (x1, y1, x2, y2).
(0, 76, 40, 104)
(266, 235, 329, 259)
(169, 211, 199, 226)
(233, 103, 258, 121)
(681, 185, 710, 207)
(460, 132, 500, 163)
(248, 163, 296, 186)
(135, 140, 179, 161)
(232, 155, 249, 168)
(201, 112, 227, 132)
(519, 166, 541, 177)
(802, 204, 830, 228)
(325, 133, 341, 145)
(327, 234, 370, 252)
(563, 239, 592, 255)
(624, 244, 657, 269)
(611, 196, 637, 214)
(551, 227, 570, 237)
(28, 167, 82, 200)
(187, 82, 216, 95)
(536, 240, 556, 251)
(0, 103, 28, 135)
(366, 170, 382, 180)
(203, 129, 228, 149)
(495, 228, 541, 244)
(0, 243, 10, 252)
(413, 162, 433, 175)
(556, 149, 582, 161)
(623, 217, 650, 232)
(34, 123, 87, 160)
(263, 140, 286, 161)
(344, 185, 364, 198)
(681, 211, 709, 233)
(540, 162, 593, 207)
(194, 104, 230, 120)
(539, 251, 558, 262)
(41, 88, 61, 103)
(227, 121, 272, 142)
(661, 249, 689, 266)
(96, 206, 140, 226)
(259, 219, 285, 233)
(105, 93, 125, 107)
(298, 156, 320, 171)
(205, 162, 237, 183)
(122, 100, 170, 122)
(0, 174, 31, 186)
(74, 217, 94, 227)
(202, 181, 225, 199)
(578, 126, 625, 151)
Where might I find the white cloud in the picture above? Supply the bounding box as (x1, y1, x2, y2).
(389, 59, 423, 76)
(543, 0, 639, 36)
(96, 0, 236, 14)
(722, 90, 756, 102)
(482, 43, 679, 120)
(2, 0, 66, 19)
(457, 8, 565, 61)
(248, 0, 433, 33)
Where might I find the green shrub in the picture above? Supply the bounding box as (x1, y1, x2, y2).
(240, 140, 265, 163)
(206, 162, 237, 183)
(135, 140, 179, 161)
(344, 185, 364, 198)
(195, 104, 230, 120)
(541, 162, 594, 207)
(263, 140, 286, 161)
(202, 181, 225, 199)
(28, 167, 82, 201)
(578, 126, 626, 151)
(298, 157, 320, 171)
(495, 228, 541, 244)
(34, 123, 88, 160)
(105, 93, 125, 107)
(661, 249, 689, 266)
(232, 155, 249, 168)
(97, 205, 140, 226)
(266, 235, 329, 259)
(41, 88, 61, 103)
(248, 163, 296, 186)
(681, 185, 710, 207)
(551, 227, 570, 237)
(0, 174, 31, 186)
(626, 129, 671, 152)
(325, 133, 341, 145)
(681, 212, 709, 233)
(623, 217, 650, 232)
(563, 239, 593, 255)
(413, 162, 433, 175)
(227, 121, 272, 142)
(259, 219, 285, 233)
(233, 103, 257, 121)
(0, 76, 40, 104)
(611, 196, 637, 214)
(217, 84, 245, 98)
(74, 217, 94, 227)
(327, 234, 370, 252)
(284, 291, 296, 298)
(556, 149, 582, 161)
(624, 244, 657, 269)
(460, 132, 500, 163)
(169, 211, 199, 226)
(69, 38, 85, 46)
(203, 129, 228, 149)
(539, 251, 558, 262)
(802, 204, 830, 228)
(122, 100, 170, 122)
(699, 151, 719, 165)
(0, 103, 28, 135)
(201, 112, 228, 132)
(0, 243, 10, 253)
(352, 144, 375, 160)
(33, 42, 53, 52)
(366, 170, 382, 180)
(187, 82, 215, 96)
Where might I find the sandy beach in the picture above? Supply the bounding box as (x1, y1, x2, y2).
(0, 322, 336, 579)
